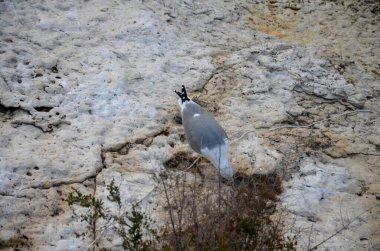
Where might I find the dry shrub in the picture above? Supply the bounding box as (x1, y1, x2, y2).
(159, 171, 297, 251)
(163, 152, 202, 173)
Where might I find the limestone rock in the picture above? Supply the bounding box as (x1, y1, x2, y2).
(0, 0, 379, 250)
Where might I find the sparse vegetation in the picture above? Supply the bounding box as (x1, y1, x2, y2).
(66, 180, 159, 251)
(159, 171, 297, 251)
(66, 168, 297, 250)
(116, 205, 159, 251)
(107, 178, 121, 207)
(66, 188, 106, 242)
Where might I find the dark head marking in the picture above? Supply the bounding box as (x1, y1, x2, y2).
(174, 85, 190, 103)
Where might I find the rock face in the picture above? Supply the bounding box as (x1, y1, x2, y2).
(0, 0, 379, 250)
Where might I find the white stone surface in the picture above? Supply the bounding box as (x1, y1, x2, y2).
(0, 0, 379, 250)
(282, 157, 380, 250)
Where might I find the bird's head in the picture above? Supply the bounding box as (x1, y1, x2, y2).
(174, 85, 190, 105)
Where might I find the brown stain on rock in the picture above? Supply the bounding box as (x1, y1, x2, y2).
(247, 2, 300, 40)
(164, 151, 209, 174)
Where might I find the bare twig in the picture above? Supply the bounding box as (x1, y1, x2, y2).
(85, 218, 115, 251)
(217, 144, 222, 240)
(190, 174, 200, 249)
(306, 224, 314, 251)
(308, 207, 373, 250)
(161, 174, 181, 250)
(185, 156, 201, 171)
(269, 109, 372, 131)
(84, 184, 159, 251)
(231, 109, 372, 144)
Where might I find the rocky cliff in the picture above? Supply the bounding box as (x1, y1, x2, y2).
(0, 0, 379, 250)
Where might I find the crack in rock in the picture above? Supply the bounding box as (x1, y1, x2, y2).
(11, 119, 71, 133)
(0, 103, 31, 116)
(0, 192, 33, 200)
(33, 106, 54, 112)
(26, 173, 98, 190)
(103, 128, 170, 155)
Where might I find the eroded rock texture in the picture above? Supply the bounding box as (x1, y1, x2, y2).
(0, 0, 379, 250)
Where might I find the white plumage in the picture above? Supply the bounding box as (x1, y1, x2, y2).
(175, 85, 234, 179)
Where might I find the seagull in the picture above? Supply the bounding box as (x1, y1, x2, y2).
(175, 85, 234, 180)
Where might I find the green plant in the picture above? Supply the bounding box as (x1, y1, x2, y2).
(116, 205, 159, 251)
(66, 180, 159, 251)
(107, 178, 121, 207)
(65, 188, 106, 240)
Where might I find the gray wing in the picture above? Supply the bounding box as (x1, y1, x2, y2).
(182, 102, 228, 153)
